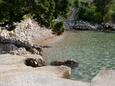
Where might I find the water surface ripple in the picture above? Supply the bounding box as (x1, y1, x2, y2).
(43, 31, 115, 81)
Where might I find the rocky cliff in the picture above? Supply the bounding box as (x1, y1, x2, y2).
(0, 18, 54, 55)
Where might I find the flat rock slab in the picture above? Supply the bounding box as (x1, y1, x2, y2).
(0, 65, 71, 78)
(0, 54, 90, 86)
(0, 54, 43, 65)
(0, 72, 90, 86)
(91, 70, 115, 86)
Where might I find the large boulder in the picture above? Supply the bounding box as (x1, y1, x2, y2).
(24, 58, 46, 67)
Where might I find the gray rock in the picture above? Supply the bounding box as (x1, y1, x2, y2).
(0, 44, 18, 54)
(9, 47, 30, 55)
(0, 36, 42, 55)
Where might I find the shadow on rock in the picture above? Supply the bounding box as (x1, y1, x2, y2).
(0, 37, 43, 55)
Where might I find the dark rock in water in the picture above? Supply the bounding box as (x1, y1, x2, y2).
(50, 59, 79, 68)
(64, 59, 79, 68)
(40, 45, 51, 48)
(25, 58, 46, 67)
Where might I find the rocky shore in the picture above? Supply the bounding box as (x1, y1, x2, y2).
(0, 18, 54, 55)
(0, 18, 115, 86)
(64, 20, 115, 32)
(0, 54, 74, 86)
(0, 18, 75, 86)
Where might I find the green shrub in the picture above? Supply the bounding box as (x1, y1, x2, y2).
(52, 22, 64, 35)
(112, 12, 115, 22)
(78, 4, 103, 23)
(0, 0, 73, 30)
(75, 0, 115, 23)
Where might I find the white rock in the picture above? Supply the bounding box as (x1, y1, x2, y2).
(91, 70, 115, 86)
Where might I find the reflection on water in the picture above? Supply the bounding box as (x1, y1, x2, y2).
(43, 31, 115, 81)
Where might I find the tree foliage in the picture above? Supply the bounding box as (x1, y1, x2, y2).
(0, 0, 72, 27)
(74, 0, 115, 23)
(52, 21, 64, 35)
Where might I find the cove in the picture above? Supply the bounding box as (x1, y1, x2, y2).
(43, 31, 115, 81)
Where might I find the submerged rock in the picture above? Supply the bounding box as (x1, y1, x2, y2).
(64, 59, 79, 68)
(40, 45, 52, 48)
(50, 59, 79, 68)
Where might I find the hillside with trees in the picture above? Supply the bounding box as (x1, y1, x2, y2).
(74, 0, 115, 23)
(0, 0, 74, 34)
(0, 0, 115, 33)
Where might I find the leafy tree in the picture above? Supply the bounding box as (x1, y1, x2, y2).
(54, 0, 73, 18)
(74, 0, 115, 23)
(0, 0, 73, 28)
(93, 0, 113, 21)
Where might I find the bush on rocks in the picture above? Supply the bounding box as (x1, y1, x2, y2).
(52, 22, 64, 35)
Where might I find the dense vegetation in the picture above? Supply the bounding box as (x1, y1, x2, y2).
(0, 0, 115, 34)
(75, 0, 115, 23)
(0, 0, 73, 34)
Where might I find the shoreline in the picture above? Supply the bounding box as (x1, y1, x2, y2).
(37, 33, 64, 46)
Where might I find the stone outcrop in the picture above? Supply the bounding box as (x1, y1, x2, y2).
(64, 20, 115, 32)
(25, 58, 46, 67)
(14, 18, 54, 43)
(0, 18, 54, 55)
(64, 20, 97, 30)
(97, 23, 115, 32)
(0, 36, 42, 55)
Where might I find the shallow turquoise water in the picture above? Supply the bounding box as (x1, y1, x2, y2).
(43, 31, 115, 81)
